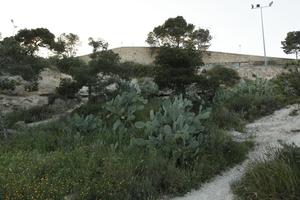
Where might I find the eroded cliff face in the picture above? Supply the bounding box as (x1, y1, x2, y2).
(0, 68, 71, 113)
(38, 68, 72, 95)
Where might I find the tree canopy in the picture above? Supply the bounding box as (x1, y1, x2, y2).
(88, 37, 109, 57)
(282, 31, 300, 59)
(146, 16, 212, 92)
(146, 16, 211, 50)
(14, 28, 57, 56)
(56, 33, 80, 57)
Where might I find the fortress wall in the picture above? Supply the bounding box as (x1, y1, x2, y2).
(112, 47, 156, 65)
(80, 47, 292, 66)
(203, 51, 291, 65)
(79, 47, 293, 79)
(110, 47, 291, 65)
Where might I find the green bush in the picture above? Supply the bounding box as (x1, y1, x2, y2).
(210, 105, 245, 131)
(184, 67, 240, 104)
(213, 79, 283, 123)
(4, 105, 57, 128)
(55, 56, 87, 74)
(205, 66, 240, 88)
(273, 69, 300, 99)
(232, 144, 300, 200)
(25, 79, 39, 92)
(119, 62, 158, 78)
(0, 78, 16, 90)
(56, 78, 80, 98)
(154, 47, 202, 92)
(72, 102, 104, 116)
(136, 78, 159, 98)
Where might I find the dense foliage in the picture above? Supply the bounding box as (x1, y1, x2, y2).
(0, 78, 16, 91)
(0, 36, 49, 82)
(146, 16, 211, 93)
(56, 78, 80, 98)
(212, 78, 284, 131)
(0, 89, 252, 199)
(272, 67, 300, 99)
(282, 31, 300, 59)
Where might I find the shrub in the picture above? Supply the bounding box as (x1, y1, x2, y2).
(205, 66, 240, 88)
(55, 56, 86, 74)
(90, 74, 130, 103)
(56, 78, 80, 98)
(183, 67, 240, 105)
(0, 78, 16, 90)
(119, 62, 158, 78)
(135, 78, 159, 98)
(154, 47, 202, 92)
(24, 79, 39, 92)
(4, 105, 57, 128)
(72, 102, 104, 116)
(213, 79, 283, 122)
(273, 69, 300, 99)
(232, 144, 300, 200)
(0, 57, 48, 82)
(210, 105, 245, 131)
(65, 114, 103, 135)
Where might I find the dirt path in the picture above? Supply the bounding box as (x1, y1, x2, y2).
(172, 104, 300, 200)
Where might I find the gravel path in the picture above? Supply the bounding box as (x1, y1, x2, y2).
(172, 104, 300, 200)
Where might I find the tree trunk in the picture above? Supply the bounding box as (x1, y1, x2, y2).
(88, 85, 92, 101)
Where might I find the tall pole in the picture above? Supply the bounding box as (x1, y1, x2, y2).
(252, 2, 273, 67)
(260, 7, 267, 67)
(10, 19, 17, 36)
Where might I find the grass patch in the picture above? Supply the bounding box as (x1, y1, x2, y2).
(232, 144, 300, 200)
(4, 105, 58, 128)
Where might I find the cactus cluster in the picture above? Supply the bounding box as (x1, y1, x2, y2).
(104, 89, 147, 134)
(133, 95, 210, 166)
(66, 114, 103, 134)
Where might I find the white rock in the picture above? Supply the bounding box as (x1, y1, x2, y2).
(38, 68, 72, 95)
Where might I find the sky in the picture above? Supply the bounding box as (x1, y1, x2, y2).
(0, 0, 299, 58)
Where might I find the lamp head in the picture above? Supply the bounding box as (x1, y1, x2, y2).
(269, 1, 274, 7)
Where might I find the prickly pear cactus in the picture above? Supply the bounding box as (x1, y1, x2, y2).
(104, 90, 147, 134)
(133, 95, 210, 166)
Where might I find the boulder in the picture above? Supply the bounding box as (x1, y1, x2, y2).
(0, 94, 48, 114)
(38, 68, 72, 95)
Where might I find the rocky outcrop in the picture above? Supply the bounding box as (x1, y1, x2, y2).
(0, 94, 48, 114)
(38, 68, 72, 95)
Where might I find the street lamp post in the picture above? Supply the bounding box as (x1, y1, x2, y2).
(10, 19, 18, 36)
(251, 1, 273, 67)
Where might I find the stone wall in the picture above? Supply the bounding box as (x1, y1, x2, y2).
(203, 51, 291, 65)
(80, 47, 292, 65)
(79, 46, 294, 79)
(202, 65, 286, 80)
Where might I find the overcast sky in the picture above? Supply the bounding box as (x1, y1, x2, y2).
(0, 0, 299, 58)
